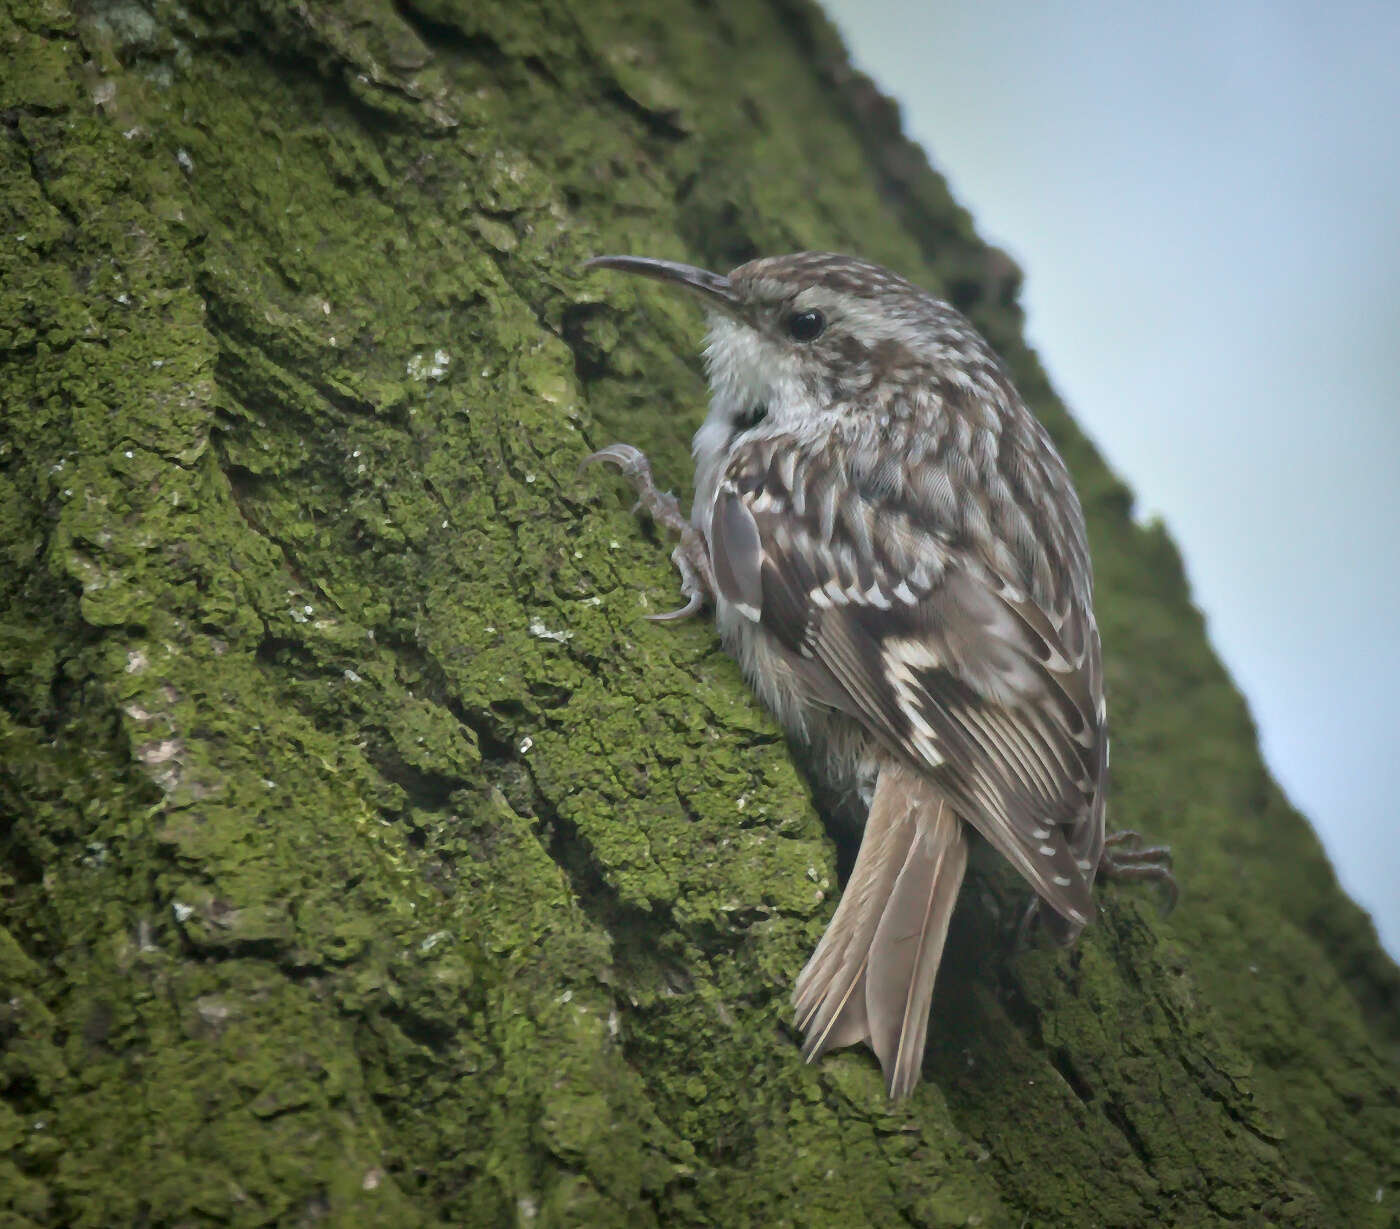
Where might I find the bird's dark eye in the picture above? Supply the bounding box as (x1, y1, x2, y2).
(786, 309, 826, 342)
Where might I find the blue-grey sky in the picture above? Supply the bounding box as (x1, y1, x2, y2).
(823, 0, 1400, 954)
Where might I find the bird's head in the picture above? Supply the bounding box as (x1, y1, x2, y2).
(587, 252, 987, 446)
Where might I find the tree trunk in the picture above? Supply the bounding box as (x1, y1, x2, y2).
(2, 1, 1395, 1224)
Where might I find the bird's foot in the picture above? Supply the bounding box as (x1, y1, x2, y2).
(581, 443, 715, 621)
(1014, 830, 1177, 949)
(1099, 829, 1178, 914)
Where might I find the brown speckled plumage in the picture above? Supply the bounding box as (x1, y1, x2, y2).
(584, 252, 1173, 1098)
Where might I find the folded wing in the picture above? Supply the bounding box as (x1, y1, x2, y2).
(709, 431, 1107, 931)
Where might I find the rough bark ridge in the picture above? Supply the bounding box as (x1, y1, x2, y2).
(1, 1, 1396, 1225)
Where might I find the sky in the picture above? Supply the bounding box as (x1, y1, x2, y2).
(822, 0, 1400, 955)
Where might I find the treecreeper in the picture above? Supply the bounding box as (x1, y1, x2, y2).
(582, 252, 1175, 1099)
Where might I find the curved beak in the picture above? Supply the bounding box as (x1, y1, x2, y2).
(585, 254, 739, 312)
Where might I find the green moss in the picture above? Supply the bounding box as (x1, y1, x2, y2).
(1, 0, 1394, 1225)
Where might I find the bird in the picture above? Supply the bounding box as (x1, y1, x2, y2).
(581, 251, 1173, 1099)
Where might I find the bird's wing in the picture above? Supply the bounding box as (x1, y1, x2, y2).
(709, 431, 1106, 929)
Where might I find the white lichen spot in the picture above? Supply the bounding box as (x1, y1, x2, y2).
(609, 539, 621, 550)
(343, 669, 363, 683)
(115, 292, 131, 305)
(362, 1167, 385, 1192)
(527, 618, 572, 643)
(441, 520, 448, 529)
(138, 739, 181, 765)
(517, 1197, 538, 1222)
(172, 901, 194, 923)
(524, 473, 536, 484)
(556, 989, 573, 1004)
(82, 841, 109, 868)
(262, 778, 276, 789)
(419, 929, 449, 953)
(736, 794, 748, 811)
(320, 300, 331, 315)
(124, 449, 134, 459)
(518, 735, 534, 754)
(175, 148, 194, 174)
(289, 607, 308, 623)
(195, 997, 232, 1027)
(407, 348, 451, 382)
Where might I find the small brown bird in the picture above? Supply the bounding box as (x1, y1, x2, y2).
(583, 252, 1172, 1098)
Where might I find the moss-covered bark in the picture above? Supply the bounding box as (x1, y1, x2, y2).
(1, 0, 1395, 1224)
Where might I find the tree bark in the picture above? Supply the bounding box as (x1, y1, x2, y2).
(1, 1, 1395, 1224)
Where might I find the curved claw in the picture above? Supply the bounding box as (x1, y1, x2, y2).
(1099, 831, 1178, 917)
(579, 441, 716, 618)
(579, 443, 647, 478)
(1108, 868, 1181, 917)
(1157, 876, 1180, 916)
(645, 591, 706, 622)
(1014, 897, 1041, 952)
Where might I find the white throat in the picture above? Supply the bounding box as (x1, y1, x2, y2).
(690, 314, 809, 525)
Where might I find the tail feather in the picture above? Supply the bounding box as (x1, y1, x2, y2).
(792, 764, 968, 1098)
(793, 776, 912, 1056)
(867, 795, 967, 1097)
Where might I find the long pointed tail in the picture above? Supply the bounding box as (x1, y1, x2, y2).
(792, 763, 968, 1099)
